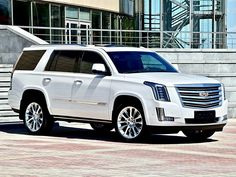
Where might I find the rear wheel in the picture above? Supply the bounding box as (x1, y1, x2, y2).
(114, 104, 146, 141)
(90, 123, 113, 132)
(21, 98, 54, 134)
(183, 130, 215, 141)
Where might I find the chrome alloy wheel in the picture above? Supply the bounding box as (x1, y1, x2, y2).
(25, 102, 44, 132)
(117, 106, 143, 139)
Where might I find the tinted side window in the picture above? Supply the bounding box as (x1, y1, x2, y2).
(15, 50, 46, 70)
(80, 51, 106, 74)
(46, 51, 82, 72)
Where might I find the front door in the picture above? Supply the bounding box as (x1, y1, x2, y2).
(79, 22, 92, 45)
(65, 21, 79, 44)
(70, 51, 111, 121)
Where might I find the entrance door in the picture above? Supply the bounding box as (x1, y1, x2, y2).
(65, 21, 79, 44)
(79, 22, 92, 45)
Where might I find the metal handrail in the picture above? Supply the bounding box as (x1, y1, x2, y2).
(18, 25, 236, 49)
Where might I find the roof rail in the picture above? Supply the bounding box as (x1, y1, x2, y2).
(95, 44, 127, 47)
(30, 44, 86, 48)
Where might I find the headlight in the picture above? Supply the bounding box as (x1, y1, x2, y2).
(144, 81, 170, 101)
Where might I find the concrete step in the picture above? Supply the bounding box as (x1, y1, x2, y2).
(0, 99, 9, 105)
(0, 82, 10, 87)
(0, 72, 11, 77)
(0, 116, 20, 124)
(0, 93, 8, 99)
(0, 110, 18, 117)
(0, 64, 13, 68)
(0, 87, 9, 92)
(0, 104, 12, 111)
(0, 76, 11, 82)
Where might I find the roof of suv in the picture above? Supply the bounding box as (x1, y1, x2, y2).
(25, 44, 152, 52)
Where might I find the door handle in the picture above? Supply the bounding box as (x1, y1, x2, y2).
(43, 78, 51, 83)
(74, 80, 83, 85)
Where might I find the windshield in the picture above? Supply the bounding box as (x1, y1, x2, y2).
(107, 51, 178, 73)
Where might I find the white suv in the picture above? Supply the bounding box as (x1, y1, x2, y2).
(8, 45, 228, 141)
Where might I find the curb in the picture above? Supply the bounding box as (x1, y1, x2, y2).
(0, 121, 23, 129)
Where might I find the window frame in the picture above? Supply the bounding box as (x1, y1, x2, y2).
(45, 49, 111, 75)
(15, 50, 46, 71)
(79, 50, 111, 75)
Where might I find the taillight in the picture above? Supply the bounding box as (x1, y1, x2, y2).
(9, 66, 15, 90)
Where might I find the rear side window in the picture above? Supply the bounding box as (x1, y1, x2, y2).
(15, 50, 46, 70)
(45, 51, 83, 72)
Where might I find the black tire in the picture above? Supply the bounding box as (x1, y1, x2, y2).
(183, 130, 215, 141)
(90, 123, 113, 132)
(114, 103, 147, 141)
(20, 97, 54, 135)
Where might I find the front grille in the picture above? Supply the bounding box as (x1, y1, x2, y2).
(176, 84, 222, 109)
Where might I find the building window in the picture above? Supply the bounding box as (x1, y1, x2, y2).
(0, 0, 11, 24)
(51, 5, 64, 43)
(102, 12, 111, 43)
(92, 10, 101, 44)
(32, 2, 49, 41)
(13, 0, 31, 26)
(66, 6, 78, 19)
(120, 0, 134, 16)
(79, 8, 90, 21)
(33, 2, 49, 27)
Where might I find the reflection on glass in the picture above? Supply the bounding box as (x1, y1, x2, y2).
(0, 0, 11, 24)
(51, 5, 64, 43)
(92, 10, 101, 44)
(66, 6, 78, 19)
(33, 2, 49, 41)
(13, 0, 31, 26)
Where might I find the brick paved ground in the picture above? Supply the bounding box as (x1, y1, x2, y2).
(0, 120, 236, 177)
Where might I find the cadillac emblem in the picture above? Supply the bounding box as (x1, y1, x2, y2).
(199, 91, 209, 97)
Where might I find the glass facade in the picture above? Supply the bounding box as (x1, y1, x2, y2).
(66, 6, 78, 19)
(79, 8, 90, 21)
(32, 2, 49, 41)
(92, 10, 101, 44)
(13, 0, 31, 26)
(1, 0, 226, 48)
(143, 0, 160, 31)
(51, 5, 64, 43)
(0, 0, 11, 24)
(120, 0, 134, 16)
(137, 0, 226, 48)
(102, 11, 110, 43)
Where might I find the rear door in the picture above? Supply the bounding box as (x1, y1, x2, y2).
(43, 50, 83, 116)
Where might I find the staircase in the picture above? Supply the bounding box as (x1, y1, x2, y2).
(0, 64, 19, 123)
(164, 0, 190, 48)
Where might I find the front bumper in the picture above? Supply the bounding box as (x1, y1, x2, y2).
(142, 94, 228, 129)
(147, 123, 226, 134)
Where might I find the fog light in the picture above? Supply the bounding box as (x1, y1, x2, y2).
(156, 108, 174, 122)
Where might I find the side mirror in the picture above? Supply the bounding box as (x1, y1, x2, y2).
(92, 63, 107, 75)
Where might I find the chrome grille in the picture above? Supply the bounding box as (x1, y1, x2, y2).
(176, 84, 222, 109)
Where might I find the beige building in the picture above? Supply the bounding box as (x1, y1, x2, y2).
(3, 0, 134, 44)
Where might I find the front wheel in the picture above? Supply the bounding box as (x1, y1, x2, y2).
(114, 104, 146, 141)
(183, 130, 215, 141)
(21, 99, 54, 135)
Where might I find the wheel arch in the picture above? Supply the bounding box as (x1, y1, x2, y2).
(112, 94, 147, 124)
(20, 89, 51, 119)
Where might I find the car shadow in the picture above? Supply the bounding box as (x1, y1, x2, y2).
(0, 122, 217, 145)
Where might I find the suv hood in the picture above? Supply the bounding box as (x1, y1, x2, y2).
(124, 72, 220, 87)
